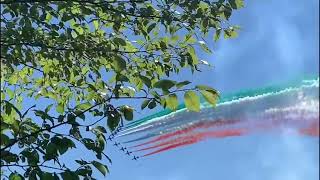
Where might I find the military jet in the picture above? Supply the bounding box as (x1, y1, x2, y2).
(120, 147, 127, 151)
(113, 142, 120, 146)
(132, 156, 139, 161)
(125, 151, 132, 155)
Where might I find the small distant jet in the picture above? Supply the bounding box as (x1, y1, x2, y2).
(120, 147, 127, 151)
(132, 156, 139, 161)
(107, 136, 113, 141)
(113, 142, 120, 146)
(125, 151, 132, 155)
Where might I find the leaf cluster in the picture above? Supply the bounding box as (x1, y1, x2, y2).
(0, 0, 243, 179)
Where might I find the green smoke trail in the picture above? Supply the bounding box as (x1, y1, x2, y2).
(122, 76, 319, 132)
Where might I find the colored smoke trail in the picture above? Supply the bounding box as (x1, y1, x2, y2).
(139, 121, 319, 157)
(129, 119, 242, 148)
(141, 129, 247, 157)
(299, 121, 320, 136)
(121, 77, 319, 133)
(128, 98, 319, 148)
(134, 136, 196, 152)
(141, 139, 197, 157)
(135, 113, 319, 153)
(117, 78, 319, 138)
(134, 101, 319, 155)
(113, 77, 319, 157)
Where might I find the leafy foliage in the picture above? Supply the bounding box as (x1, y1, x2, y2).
(0, 0, 243, 179)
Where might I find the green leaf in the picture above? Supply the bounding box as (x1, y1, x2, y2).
(195, 85, 216, 91)
(166, 94, 178, 111)
(176, 81, 191, 89)
(92, 161, 109, 176)
(1, 91, 5, 100)
(21, 149, 39, 165)
(214, 29, 221, 42)
(187, 46, 198, 64)
(1, 134, 10, 146)
(45, 104, 54, 113)
(76, 167, 92, 177)
(153, 79, 176, 90)
(148, 99, 157, 109)
(82, 138, 95, 150)
(7, 89, 14, 99)
(60, 171, 79, 180)
(45, 13, 52, 23)
(228, 0, 244, 9)
(224, 28, 238, 39)
(200, 90, 218, 106)
(121, 106, 134, 121)
(41, 172, 55, 180)
(76, 27, 84, 35)
(74, 110, 85, 120)
(56, 103, 64, 114)
(199, 41, 212, 53)
(113, 56, 126, 72)
(141, 99, 151, 110)
(223, 5, 232, 20)
(93, 20, 99, 30)
(75, 102, 92, 110)
(107, 113, 120, 131)
(4, 101, 22, 117)
(97, 134, 105, 151)
(95, 126, 107, 133)
(147, 23, 156, 33)
(67, 113, 76, 122)
(45, 142, 58, 160)
(114, 37, 126, 46)
(184, 91, 200, 112)
(9, 173, 23, 180)
(140, 75, 151, 88)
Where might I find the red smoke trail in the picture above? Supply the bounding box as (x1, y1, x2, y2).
(131, 119, 242, 148)
(299, 121, 319, 136)
(142, 129, 247, 157)
(141, 138, 198, 157)
(135, 136, 195, 152)
(139, 118, 319, 156)
(138, 128, 247, 152)
(137, 110, 319, 156)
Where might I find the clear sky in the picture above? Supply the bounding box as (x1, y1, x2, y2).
(101, 0, 319, 180)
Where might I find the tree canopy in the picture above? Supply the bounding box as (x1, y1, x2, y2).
(0, 0, 243, 179)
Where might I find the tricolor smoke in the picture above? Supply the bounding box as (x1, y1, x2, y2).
(114, 77, 319, 157)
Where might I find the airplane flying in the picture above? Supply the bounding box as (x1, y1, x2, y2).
(120, 147, 127, 151)
(132, 156, 139, 161)
(113, 142, 120, 146)
(125, 151, 132, 155)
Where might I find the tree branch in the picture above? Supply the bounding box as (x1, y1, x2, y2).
(0, 96, 111, 152)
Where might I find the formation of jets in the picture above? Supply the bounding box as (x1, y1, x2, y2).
(106, 125, 139, 160)
(107, 125, 124, 141)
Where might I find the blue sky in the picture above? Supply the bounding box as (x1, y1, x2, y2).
(102, 1, 319, 180)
